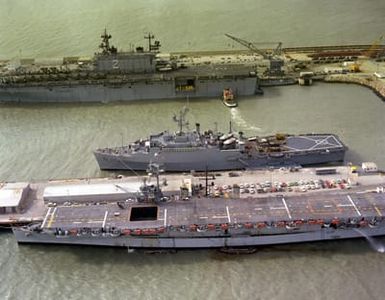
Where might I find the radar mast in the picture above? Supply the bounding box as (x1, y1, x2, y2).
(173, 107, 189, 135)
(144, 33, 161, 52)
(99, 28, 117, 55)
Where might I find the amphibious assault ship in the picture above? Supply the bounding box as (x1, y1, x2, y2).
(94, 108, 346, 172)
(10, 164, 385, 249)
(0, 30, 260, 103)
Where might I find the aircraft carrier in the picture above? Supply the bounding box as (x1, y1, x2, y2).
(0, 30, 260, 103)
(94, 108, 346, 171)
(8, 163, 385, 249)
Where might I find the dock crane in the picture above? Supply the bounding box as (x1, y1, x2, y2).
(363, 36, 384, 59)
(225, 34, 284, 75)
(348, 36, 384, 73)
(225, 34, 282, 58)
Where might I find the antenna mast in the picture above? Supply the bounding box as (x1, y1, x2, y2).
(173, 107, 189, 135)
(144, 32, 161, 52)
(99, 28, 117, 54)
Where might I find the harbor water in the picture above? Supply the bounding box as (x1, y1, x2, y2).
(1, 1, 385, 299)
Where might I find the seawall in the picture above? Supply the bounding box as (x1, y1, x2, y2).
(323, 75, 385, 101)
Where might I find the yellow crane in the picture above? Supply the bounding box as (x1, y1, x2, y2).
(364, 36, 384, 58)
(347, 36, 384, 72)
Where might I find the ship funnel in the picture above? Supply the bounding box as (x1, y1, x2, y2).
(196, 123, 200, 135)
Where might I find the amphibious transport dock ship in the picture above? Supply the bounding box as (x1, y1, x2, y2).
(10, 164, 385, 249)
(0, 30, 260, 103)
(94, 109, 346, 172)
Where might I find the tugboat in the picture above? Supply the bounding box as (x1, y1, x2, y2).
(222, 88, 238, 108)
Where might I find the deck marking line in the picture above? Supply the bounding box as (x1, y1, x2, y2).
(199, 216, 209, 219)
(324, 205, 333, 208)
(254, 208, 263, 211)
(212, 215, 227, 219)
(374, 206, 383, 217)
(102, 211, 108, 228)
(47, 207, 57, 228)
(281, 197, 292, 219)
(41, 207, 52, 229)
(308, 135, 332, 150)
(270, 206, 285, 210)
(164, 209, 167, 227)
(337, 204, 353, 207)
(347, 195, 361, 216)
(226, 206, 231, 223)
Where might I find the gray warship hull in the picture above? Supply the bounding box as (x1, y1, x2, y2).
(0, 30, 261, 103)
(0, 77, 259, 103)
(12, 185, 385, 249)
(94, 134, 346, 171)
(12, 226, 385, 249)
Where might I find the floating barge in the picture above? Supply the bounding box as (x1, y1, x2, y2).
(3, 164, 385, 249)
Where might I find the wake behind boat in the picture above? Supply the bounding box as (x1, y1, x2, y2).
(93, 108, 346, 172)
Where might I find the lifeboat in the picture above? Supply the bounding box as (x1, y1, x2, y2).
(110, 228, 121, 237)
(221, 223, 229, 231)
(121, 229, 131, 236)
(69, 229, 78, 236)
(80, 228, 89, 236)
(223, 137, 237, 146)
(323, 222, 331, 228)
(285, 222, 297, 230)
(189, 224, 198, 232)
(331, 219, 340, 226)
(197, 225, 207, 232)
(207, 224, 216, 231)
(91, 229, 102, 237)
(257, 222, 266, 229)
(178, 226, 187, 232)
(243, 223, 254, 229)
(316, 219, 325, 225)
(359, 220, 368, 227)
(157, 227, 165, 234)
(276, 221, 286, 228)
(132, 229, 142, 236)
(142, 228, 157, 235)
(308, 219, 318, 225)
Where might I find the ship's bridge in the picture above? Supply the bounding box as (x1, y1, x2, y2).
(148, 131, 203, 149)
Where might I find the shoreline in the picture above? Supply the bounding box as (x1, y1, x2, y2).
(323, 75, 385, 101)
